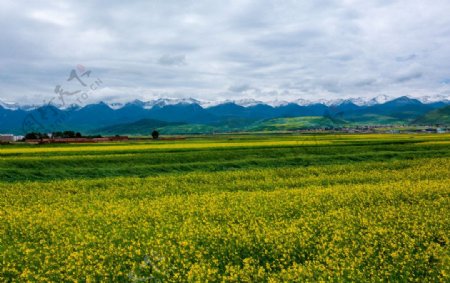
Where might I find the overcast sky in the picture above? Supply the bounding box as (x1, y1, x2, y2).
(1, 0, 450, 104)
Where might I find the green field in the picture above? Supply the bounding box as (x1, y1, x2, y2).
(1, 134, 449, 281)
(92, 115, 408, 135)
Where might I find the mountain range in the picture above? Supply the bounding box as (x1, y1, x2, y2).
(1, 95, 449, 135)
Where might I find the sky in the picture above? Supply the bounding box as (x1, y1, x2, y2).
(1, 0, 450, 105)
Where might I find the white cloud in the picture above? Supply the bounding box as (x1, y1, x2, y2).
(1, 0, 450, 104)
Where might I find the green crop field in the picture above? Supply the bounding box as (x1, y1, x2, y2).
(1, 134, 449, 282)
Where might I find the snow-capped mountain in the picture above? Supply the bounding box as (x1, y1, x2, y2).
(105, 98, 201, 110)
(232, 99, 264, 107)
(292, 98, 314, 106)
(200, 98, 265, 108)
(366, 95, 393, 106)
(2, 94, 449, 134)
(413, 95, 450, 104)
(147, 98, 201, 108)
(123, 99, 147, 108)
(18, 104, 41, 111)
(0, 100, 50, 111)
(107, 102, 125, 110)
(266, 100, 290, 107)
(2, 95, 449, 111)
(317, 95, 393, 107)
(0, 100, 20, 110)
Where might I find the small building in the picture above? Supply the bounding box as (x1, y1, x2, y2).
(0, 134, 15, 142)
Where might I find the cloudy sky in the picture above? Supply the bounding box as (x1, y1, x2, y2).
(1, 0, 450, 105)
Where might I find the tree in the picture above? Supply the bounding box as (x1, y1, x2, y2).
(152, 130, 159, 140)
(25, 132, 39, 140)
(25, 132, 49, 140)
(63, 131, 76, 138)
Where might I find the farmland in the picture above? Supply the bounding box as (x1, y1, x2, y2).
(1, 134, 449, 282)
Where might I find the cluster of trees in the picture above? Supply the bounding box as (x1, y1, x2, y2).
(24, 132, 50, 140)
(25, 130, 159, 140)
(52, 131, 82, 138)
(25, 131, 83, 140)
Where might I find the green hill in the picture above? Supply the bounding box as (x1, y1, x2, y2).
(94, 116, 350, 135)
(93, 119, 185, 135)
(413, 106, 450, 125)
(90, 112, 432, 136)
(344, 114, 405, 125)
(247, 116, 346, 131)
(158, 124, 217, 135)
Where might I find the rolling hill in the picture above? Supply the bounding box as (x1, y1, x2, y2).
(93, 116, 348, 135)
(246, 116, 346, 132)
(94, 119, 185, 135)
(413, 105, 450, 125)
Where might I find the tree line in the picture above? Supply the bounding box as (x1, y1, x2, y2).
(24, 131, 103, 140)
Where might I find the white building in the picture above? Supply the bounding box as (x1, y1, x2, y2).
(14, 135, 25, 141)
(0, 134, 15, 142)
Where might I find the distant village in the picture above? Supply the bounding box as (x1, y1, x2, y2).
(0, 129, 182, 144)
(0, 125, 448, 144)
(297, 125, 448, 134)
(0, 132, 129, 144)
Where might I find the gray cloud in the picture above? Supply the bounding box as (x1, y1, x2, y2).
(395, 72, 423, 83)
(158, 54, 187, 66)
(228, 84, 252, 93)
(1, 0, 450, 104)
(396, 54, 417, 62)
(354, 78, 377, 87)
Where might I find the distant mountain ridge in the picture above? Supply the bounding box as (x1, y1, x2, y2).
(1, 95, 449, 134)
(1, 95, 449, 111)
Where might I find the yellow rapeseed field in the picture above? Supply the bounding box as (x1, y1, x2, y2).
(1, 134, 449, 281)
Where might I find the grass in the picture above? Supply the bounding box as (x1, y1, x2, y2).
(246, 116, 345, 131)
(1, 133, 449, 281)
